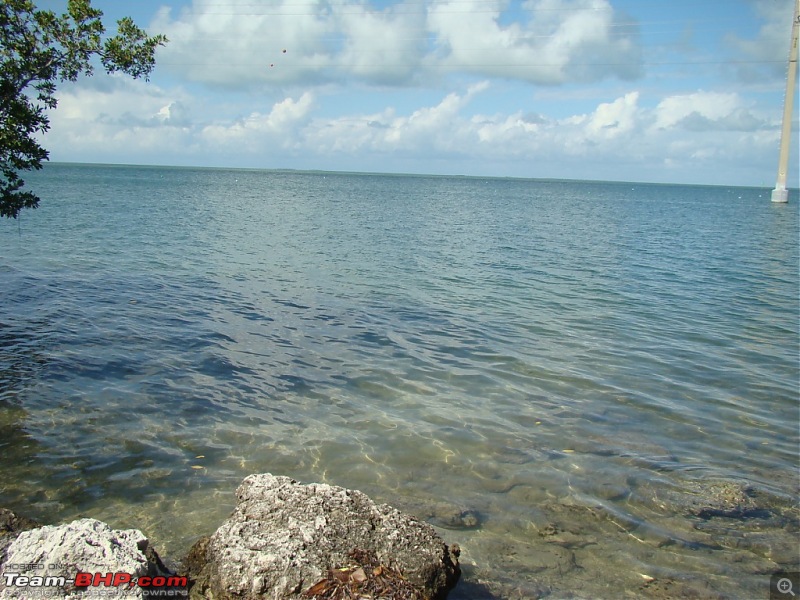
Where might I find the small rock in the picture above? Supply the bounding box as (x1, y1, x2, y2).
(0, 518, 174, 599)
(430, 508, 481, 531)
(688, 481, 763, 520)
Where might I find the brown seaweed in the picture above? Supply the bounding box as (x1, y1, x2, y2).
(304, 549, 429, 600)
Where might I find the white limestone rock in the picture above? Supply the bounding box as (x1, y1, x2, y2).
(187, 473, 461, 599)
(0, 518, 159, 599)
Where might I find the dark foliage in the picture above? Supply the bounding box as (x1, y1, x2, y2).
(0, 0, 167, 218)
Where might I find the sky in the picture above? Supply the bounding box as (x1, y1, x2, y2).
(38, 0, 799, 187)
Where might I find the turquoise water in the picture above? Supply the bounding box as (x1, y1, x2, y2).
(1, 163, 797, 598)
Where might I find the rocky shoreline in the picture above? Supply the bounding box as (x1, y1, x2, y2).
(0, 474, 461, 599)
(2, 472, 798, 599)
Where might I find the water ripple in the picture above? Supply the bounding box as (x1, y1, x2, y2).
(1, 166, 797, 598)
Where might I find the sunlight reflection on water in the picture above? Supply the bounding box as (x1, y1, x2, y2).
(1, 164, 798, 598)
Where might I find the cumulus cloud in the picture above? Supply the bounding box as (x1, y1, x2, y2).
(293, 85, 777, 178)
(152, 0, 428, 87)
(333, 2, 428, 83)
(151, 0, 641, 88)
(201, 92, 315, 149)
(302, 82, 488, 154)
(155, 101, 192, 127)
(653, 91, 769, 132)
(51, 76, 194, 132)
(584, 91, 639, 138)
(42, 67, 787, 186)
(428, 0, 641, 84)
(292, 86, 780, 183)
(42, 76, 200, 164)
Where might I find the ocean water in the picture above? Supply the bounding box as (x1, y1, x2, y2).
(0, 163, 797, 598)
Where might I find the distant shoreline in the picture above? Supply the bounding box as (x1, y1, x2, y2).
(41, 161, 791, 192)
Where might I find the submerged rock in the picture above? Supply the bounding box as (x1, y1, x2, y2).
(0, 518, 175, 599)
(186, 473, 461, 599)
(687, 480, 765, 520)
(419, 504, 481, 531)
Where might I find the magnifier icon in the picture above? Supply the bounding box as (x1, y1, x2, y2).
(778, 578, 796, 596)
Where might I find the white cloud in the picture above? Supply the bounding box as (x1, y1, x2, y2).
(42, 68, 790, 187)
(151, 0, 642, 88)
(385, 81, 489, 148)
(333, 3, 428, 83)
(653, 91, 768, 132)
(585, 91, 639, 139)
(152, 0, 428, 87)
(295, 86, 776, 180)
(151, 1, 335, 88)
(51, 83, 193, 139)
(473, 111, 543, 148)
(155, 101, 192, 127)
(303, 82, 488, 154)
(201, 92, 315, 150)
(428, 0, 641, 84)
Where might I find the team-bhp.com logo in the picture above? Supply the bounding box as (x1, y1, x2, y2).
(3, 571, 187, 595)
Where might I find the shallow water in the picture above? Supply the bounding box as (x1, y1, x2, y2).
(1, 164, 798, 598)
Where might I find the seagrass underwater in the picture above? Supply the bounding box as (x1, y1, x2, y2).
(0, 163, 797, 598)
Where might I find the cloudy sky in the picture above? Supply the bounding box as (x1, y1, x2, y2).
(41, 0, 798, 186)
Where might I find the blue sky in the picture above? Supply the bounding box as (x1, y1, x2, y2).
(41, 0, 798, 186)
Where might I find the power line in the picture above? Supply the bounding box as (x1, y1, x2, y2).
(156, 59, 785, 67)
(184, 0, 751, 9)
(161, 29, 788, 42)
